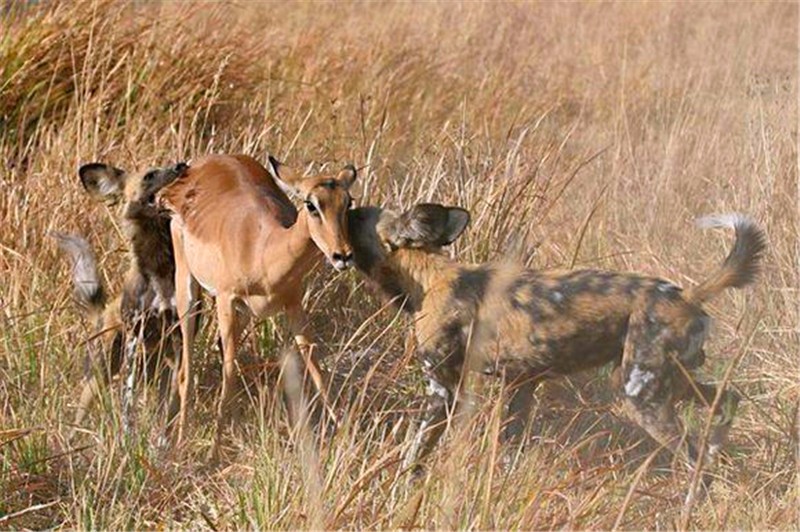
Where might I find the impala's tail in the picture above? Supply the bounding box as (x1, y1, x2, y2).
(685, 214, 767, 304)
(51, 232, 107, 325)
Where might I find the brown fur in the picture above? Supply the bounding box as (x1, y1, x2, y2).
(348, 204, 766, 482)
(54, 162, 188, 428)
(159, 154, 357, 460)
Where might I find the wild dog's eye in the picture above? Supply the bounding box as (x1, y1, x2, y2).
(305, 200, 319, 216)
(143, 170, 157, 183)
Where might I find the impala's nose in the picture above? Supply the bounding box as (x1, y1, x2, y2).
(332, 252, 354, 271)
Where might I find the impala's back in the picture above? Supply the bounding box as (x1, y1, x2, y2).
(159, 154, 356, 296)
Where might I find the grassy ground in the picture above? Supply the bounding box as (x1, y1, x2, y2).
(1, 1, 797, 529)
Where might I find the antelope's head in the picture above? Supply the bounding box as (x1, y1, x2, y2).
(267, 156, 357, 271)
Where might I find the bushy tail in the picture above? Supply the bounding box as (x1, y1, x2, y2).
(51, 232, 107, 324)
(686, 214, 767, 304)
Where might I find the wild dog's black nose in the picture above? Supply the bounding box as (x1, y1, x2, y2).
(332, 252, 353, 263)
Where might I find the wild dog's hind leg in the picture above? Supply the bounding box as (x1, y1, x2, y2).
(619, 308, 699, 467)
(675, 375, 741, 460)
(75, 331, 124, 426)
(503, 374, 538, 445)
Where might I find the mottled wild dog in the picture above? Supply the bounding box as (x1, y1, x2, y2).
(347, 204, 766, 480)
(54, 162, 188, 430)
(158, 154, 356, 460)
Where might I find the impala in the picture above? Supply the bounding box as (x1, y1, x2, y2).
(159, 154, 356, 459)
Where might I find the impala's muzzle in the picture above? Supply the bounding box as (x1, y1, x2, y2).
(331, 251, 354, 271)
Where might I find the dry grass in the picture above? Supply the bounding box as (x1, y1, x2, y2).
(1, 1, 797, 529)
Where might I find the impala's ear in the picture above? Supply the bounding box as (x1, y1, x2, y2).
(79, 163, 127, 202)
(334, 164, 357, 189)
(266, 155, 303, 198)
(379, 203, 470, 249)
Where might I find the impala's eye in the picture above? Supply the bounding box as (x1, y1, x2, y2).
(305, 200, 319, 216)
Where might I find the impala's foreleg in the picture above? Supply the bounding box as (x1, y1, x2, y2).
(168, 222, 200, 447)
(285, 302, 337, 427)
(207, 293, 240, 462)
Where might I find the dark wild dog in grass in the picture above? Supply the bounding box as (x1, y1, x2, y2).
(53, 162, 188, 434)
(347, 204, 765, 484)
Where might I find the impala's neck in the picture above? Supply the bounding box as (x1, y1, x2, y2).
(259, 209, 322, 284)
(375, 249, 458, 313)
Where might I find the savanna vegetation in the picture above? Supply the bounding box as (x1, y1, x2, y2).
(1, 1, 797, 529)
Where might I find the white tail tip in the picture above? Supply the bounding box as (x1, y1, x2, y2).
(696, 212, 754, 230)
(50, 231, 101, 302)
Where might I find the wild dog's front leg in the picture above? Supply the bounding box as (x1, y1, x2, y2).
(121, 313, 146, 439)
(403, 357, 461, 472)
(154, 310, 179, 416)
(285, 302, 336, 426)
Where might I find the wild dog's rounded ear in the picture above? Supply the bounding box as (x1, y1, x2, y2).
(173, 161, 190, 175)
(79, 163, 127, 201)
(441, 207, 470, 245)
(335, 164, 357, 188)
(266, 154, 302, 198)
(381, 203, 470, 249)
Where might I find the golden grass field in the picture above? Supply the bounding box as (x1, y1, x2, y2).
(1, 1, 798, 529)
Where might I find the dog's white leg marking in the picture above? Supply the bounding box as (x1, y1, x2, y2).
(122, 318, 143, 439)
(624, 365, 655, 397)
(404, 373, 451, 470)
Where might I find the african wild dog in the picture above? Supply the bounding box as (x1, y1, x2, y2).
(347, 204, 766, 482)
(54, 162, 188, 431)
